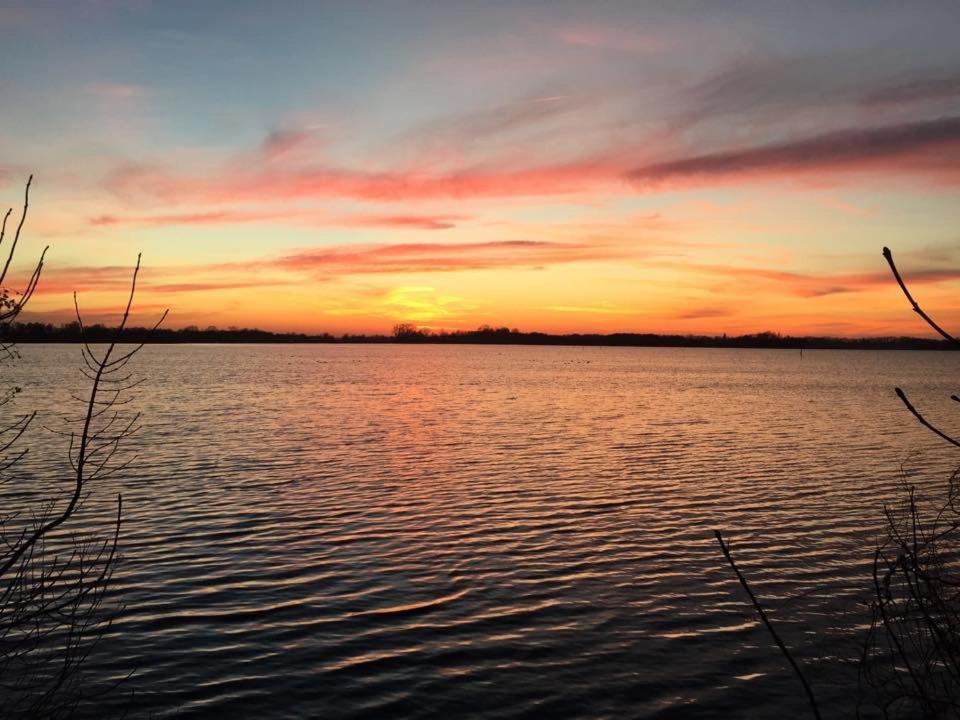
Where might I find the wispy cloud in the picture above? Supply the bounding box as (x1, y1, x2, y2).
(393, 94, 591, 155)
(556, 25, 663, 54)
(675, 305, 734, 320)
(31, 238, 630, 298)
(542, 304, 632, 315)
(339, 214, 467, 231)
(259, 128, 313, 160)
(43, 241, 959, 304)
(89, 209, 468, 230)
(104, 153, 630, 205)
(268, 239, 624, 276)
(90, 210, 285, 227)
(147, 280, 292, 293)
(676, 51, 960, 137)
(86, 83, 149, 99)
(861, 72, 960, 108)
(679, 262, 960, 298)
(102, 107, 960, 214)
(630, 116, 960, 185)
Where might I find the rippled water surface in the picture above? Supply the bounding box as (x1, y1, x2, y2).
(6, 344, 960, 718)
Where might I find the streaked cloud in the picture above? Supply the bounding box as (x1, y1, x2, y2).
(675, 306, 734, 321)
(679, 262, 960, 298)
(556, 25, 664, 54)
(630, 116, 960, 186)
(103, 153, 631, 205)
(30, 238, 631, 297)
(860, 72, 960, 108)
(89, 209, 468, 230)
(542, 304, 633, 315)
(268, 239, 625, 276)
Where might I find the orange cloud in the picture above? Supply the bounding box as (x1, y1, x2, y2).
(90, 210, 285, 226)
(674, 305, 734, 320)
(268, 239, 624, 276)
(90, 209, 468, 230)
(29, 238, 630, 297)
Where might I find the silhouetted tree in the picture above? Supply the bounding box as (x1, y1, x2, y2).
(392, 323, 428, 342)
(0, 176, 165, 717)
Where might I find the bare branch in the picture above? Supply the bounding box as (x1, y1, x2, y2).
(714, 530, 823, 720)
(883, 246, 960, 346)
(0, 174, 31, 286)
(894, 387, 960, 449)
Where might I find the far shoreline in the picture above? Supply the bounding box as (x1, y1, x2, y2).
(7, 324, 958, 351)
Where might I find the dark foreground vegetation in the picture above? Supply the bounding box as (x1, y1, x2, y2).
(1, 177, 161, 717)
(716, 247, 960, 719)
(8, 321, 959, 350)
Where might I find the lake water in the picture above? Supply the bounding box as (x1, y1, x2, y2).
(5, 344, 960, 718)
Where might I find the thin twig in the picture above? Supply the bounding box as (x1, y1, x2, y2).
(883, 247, 960, 346)
(714, 530, 823, 720)
(894, 388, 960, 449)
(0, 175, 31, 286)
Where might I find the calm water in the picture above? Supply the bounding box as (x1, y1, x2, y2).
(5, 344, 960, 718)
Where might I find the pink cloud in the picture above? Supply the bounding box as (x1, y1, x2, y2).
(101, 112, 960, 215)
(338, 214, 467, 231)
(556, 25, 664, 54)
(104, 154, 631, 206)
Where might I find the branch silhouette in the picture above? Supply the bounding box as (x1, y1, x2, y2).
(714, 530, 823, 720)
(894, 387, 960, 449)
(882, 246, 959, 346)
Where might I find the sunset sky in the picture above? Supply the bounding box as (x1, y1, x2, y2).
(2, 0, 960, 336)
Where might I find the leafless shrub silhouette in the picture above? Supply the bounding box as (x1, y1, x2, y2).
(855, 248, 960, 719)
(859, 469, 960, 718)
(715, 247, 960, 719)
(0, 176, 166, 717)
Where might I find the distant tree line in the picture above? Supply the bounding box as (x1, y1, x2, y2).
(10, 321, 360, 344)
(7, 320, 959, 350)
(392, 324, 958, 349)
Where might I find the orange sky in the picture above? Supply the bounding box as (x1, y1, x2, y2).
(2, 2, 959, 337)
